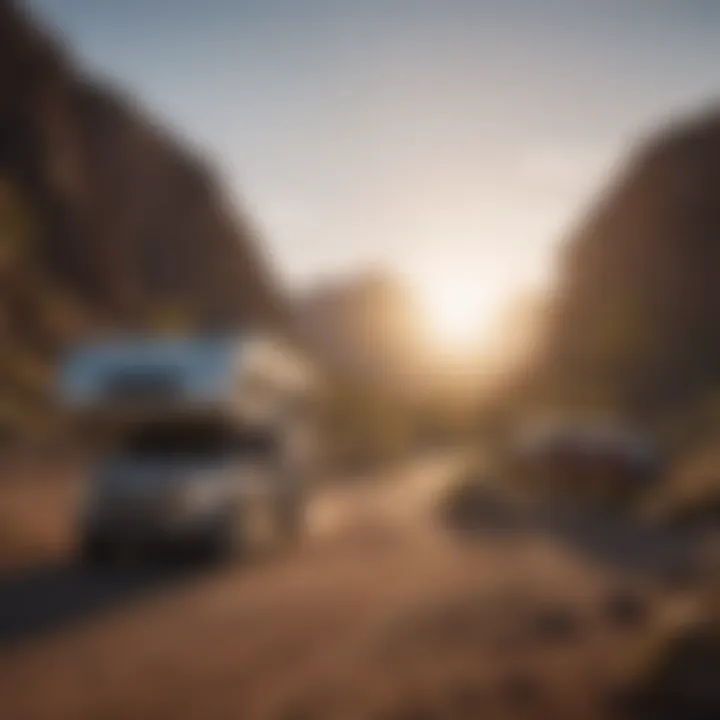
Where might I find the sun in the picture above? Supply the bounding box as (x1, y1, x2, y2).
(413, 273, 506, 352)
(422, 283, 482, 346)
(407, 257, 522, 353)
(408, 244, 554, 356)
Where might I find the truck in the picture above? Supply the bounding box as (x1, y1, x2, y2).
(58, 334, 318, 564)
(506, 420, 661, 507)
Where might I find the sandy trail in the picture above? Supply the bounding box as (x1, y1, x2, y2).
(0, 455, 676, 719)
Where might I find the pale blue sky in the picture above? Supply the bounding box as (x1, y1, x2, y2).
(27, 0, 720, 328)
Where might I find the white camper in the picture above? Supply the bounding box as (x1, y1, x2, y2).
(58, 334, 318, 563)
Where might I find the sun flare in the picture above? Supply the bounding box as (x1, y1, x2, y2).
(422, 284, 483, 346)
(412, 270, 507, 352)
(409, 251, 548, 353)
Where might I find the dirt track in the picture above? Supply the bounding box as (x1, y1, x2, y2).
(0, 456, 696, 719)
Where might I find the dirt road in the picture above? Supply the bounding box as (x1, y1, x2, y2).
(0, 456, 692, 719)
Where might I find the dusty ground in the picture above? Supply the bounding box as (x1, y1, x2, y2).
(0, 455, 709, 719)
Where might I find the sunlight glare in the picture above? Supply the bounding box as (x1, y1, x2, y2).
(413, 269, 508, 352)
(408, 242, 552, 354)
(423, 283, 482, 346)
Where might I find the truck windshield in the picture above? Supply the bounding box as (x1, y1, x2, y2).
(119, 419, 277, 460)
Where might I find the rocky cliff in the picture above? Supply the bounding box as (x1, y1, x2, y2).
(0, 2, 288, 439)
(296, 272, 432, 393)
(527, 107, 720, 429)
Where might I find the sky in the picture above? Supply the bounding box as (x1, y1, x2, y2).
(27, 0, 720, 335)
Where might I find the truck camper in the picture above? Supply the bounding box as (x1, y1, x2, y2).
(58, 334, 318, 563)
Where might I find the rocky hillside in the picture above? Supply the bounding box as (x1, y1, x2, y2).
(295, 271, 434, 394)
(524, 107, 720, 436)
(296, 271, 443, 398)
(0, 2, 288, 440)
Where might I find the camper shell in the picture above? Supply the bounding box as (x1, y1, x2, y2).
(59, 334, 316, 425)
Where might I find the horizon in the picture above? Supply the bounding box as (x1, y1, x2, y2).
(26, 0, 720, 338)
